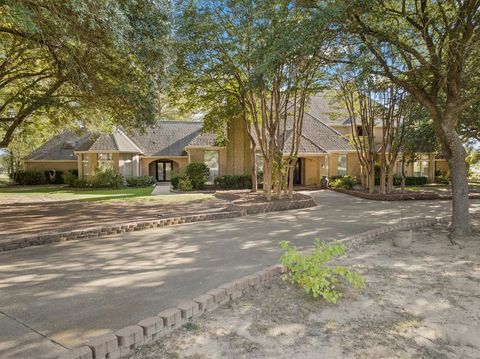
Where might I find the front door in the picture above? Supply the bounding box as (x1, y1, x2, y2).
(156, 161, 173, 182)
(293, 158, 302, 185)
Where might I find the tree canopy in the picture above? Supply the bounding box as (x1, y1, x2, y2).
(0, 0, 171, 147)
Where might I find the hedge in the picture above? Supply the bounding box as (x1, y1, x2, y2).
(126, 176, 156, 187)
(375, 176, 428, 186)
(13, 171, 46, 185)
(214, 175, 252, 189)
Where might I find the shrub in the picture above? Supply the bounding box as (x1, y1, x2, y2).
(379, 176, 428, 186)
(90, 168, 124, 189)
(63, 170, 79, 186)
(45, 170, 64, 184)
(185, 163, 209, 190)
(126, 176, 156, 187)
(214, 175, 252, 189)
(13, 171, 46, 185)
(171, 175, 183, 189)
(280, 239, 365, 303)
(330, 175, 355, 189)
(178, 177, 193, 191)
(72, 178, 91, 188)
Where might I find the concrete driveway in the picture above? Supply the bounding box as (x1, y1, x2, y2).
(1, 190, 479, 358)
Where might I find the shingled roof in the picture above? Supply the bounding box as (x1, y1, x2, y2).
(25, 131, 92, 161)
(76, 129, 142, 152)
(127, 121, 216, 156)
(27, 94, 355, 161)
(301, 112, 353, 152)
(306, 92, 351, 126)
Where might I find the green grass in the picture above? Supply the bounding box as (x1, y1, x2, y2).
(0, 173, 11, 187)
(0, 185, 214, 203)
(402, 183, 480, 192)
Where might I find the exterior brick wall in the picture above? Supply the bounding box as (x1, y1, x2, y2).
(25, 161, 78, 173)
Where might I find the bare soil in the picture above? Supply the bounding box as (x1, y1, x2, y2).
(0, 198, 228, 239)
(131, 220, 480, 359)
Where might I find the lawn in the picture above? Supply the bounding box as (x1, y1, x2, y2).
(404, 183, 480, 192)
(0, 185, 214, 204)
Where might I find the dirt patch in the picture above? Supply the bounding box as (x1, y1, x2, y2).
(0, 198, 228, 239)
(131, 220, 480, 359)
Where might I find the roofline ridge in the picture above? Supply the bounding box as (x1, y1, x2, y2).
(301, 133, 327, 153)
(116, 128, 144, 153)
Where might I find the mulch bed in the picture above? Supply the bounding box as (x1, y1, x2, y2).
(331, 188, 480, 201)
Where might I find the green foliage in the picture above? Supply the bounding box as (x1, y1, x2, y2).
(12, 171, 46, 185)
(63, 170, 78, 187)
(71, 178, 91, 188)
(67, 168, 124, 189)
(214, 175, 252, 189)
(90, 168, 124, 189)
(330, 176, 356, 189)
(280, 239, 365, 303)
(126, 176, 156, 188)
(373, 176, 428, 186)
(171, 175, 182, 189)
(185, 163, 209, 190)
(0, 0, 170, 147)
(178, 177, 193, 191)
(45, 170, 64, 184)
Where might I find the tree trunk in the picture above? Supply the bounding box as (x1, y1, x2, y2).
(386, 165, 394, 193)
(380, 161, 387, 195)
(440, 125, 471, 235)
(263, 159, 272, 201)
(287, 159, 296, 199)
(250, 142, 257, 193)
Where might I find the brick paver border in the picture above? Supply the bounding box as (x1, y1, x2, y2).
(57, 211, 480, 359)
(0, 196, 316, 252)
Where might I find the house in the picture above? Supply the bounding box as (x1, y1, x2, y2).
(25, 93, 448, 185)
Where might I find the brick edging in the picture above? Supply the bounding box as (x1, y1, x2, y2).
(0, 198, 316, 253)
(336, 211, 480, 248)
(58, 264, 288, 359)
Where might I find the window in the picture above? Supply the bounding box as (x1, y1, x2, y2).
(120, 154, 133, 178)
(98, 153, 113, 171)
(204, 150, 219, 183)
(337, 154, 347, 176)
(356, 125, 364, 137)
(396, 160, 405, 176)
(256, 154, 264, 174)
(413, 155, 430, 177)
(81, 153, 89, 178)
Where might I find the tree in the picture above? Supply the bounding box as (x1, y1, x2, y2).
(0, 0, 170, 148)
(377, 84, 410, 194)
(319, 0, 480, 235)
(337, 78, 377, 193)
(173, 0, 325, 199)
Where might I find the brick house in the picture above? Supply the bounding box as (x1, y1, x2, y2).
(25, 93, 448, 185)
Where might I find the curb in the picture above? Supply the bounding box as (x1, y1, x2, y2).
(0, 198, 316, 252)
(337, 211, 480, 248)
(58, 264, 287, 359)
